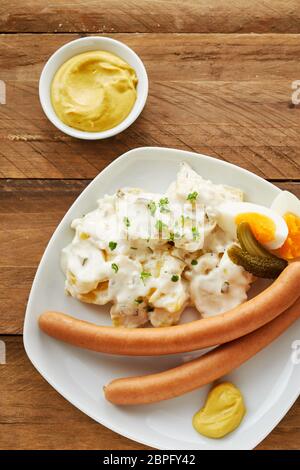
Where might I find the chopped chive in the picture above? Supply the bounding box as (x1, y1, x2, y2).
(171, 274, 179, 282)
(111, 263, 119, 273)
(159, 197, 169, 206)
(147, 200, 157, 216)
(109, 241, 117, 251)
(140, 271, 152, 283)
(123, 216, 130, 228)
(82, 257, 88, 266)
(192, 226, 200, 240)
(168, 230, 181, 243)
(135, 297, 143, 304)
(187, 191, 198, 202)
(191, 259, 198, 266)
(159, 197, 170, 213)
(155, 219, 167, 232)
(130, 246, 138, 250)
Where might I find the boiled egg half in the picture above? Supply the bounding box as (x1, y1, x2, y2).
(217, 201, 288, 250)
(271, 191, 300, 259)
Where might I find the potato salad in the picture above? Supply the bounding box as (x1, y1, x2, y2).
(61, 163, 253, 327)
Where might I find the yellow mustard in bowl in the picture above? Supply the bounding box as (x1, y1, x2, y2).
(192, 382, 246, 439)
(51, 51, 138, 132)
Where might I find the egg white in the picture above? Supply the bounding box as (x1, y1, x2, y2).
(271, 191, 300, 218)
(217, 201, 288, 250)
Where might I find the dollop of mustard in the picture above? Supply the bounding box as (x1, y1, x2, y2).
(192, 382, 246, 439)
(51, 51, 138, 132)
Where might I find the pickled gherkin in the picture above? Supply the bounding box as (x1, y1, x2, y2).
(237, 222, 276, 259)
(228, 245, 287, 279)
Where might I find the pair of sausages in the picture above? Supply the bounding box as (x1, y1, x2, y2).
(39, 262, 300, 356)
(104, 297, 300, 405)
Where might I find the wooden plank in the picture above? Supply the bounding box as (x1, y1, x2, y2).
(0, 336, 151, 450)
(0, 34, 300, 179)
(1, 1, 300, 34)
(0, 335, 299, 449)
(0, 180, 88, 333)
(0, 179, 299, 334)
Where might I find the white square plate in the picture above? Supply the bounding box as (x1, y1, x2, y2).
(24, 147, 300, 450)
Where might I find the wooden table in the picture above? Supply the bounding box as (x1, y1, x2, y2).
(0, 0, 300, 450)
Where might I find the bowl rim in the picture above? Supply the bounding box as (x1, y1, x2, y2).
(39, 36, 149, 140)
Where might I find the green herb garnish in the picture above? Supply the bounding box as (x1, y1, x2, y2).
(187, 191, 198, 202)
(123, 217, 130, 228)
(159, 197, 170, 213)
(109, 241, 117, 251)
(111, 263, 119, 273)
(82, 257, 88, 266)
(191, 259, 198, 266)
(140, 271, 152, 283)
(192, 226, 200, 240)
(155, 219, 167, 232)
(147, 200, 157, 216)
(135, 297, 143, 304)
(171, 274, 179, 282)
(159, 197, 169, 206)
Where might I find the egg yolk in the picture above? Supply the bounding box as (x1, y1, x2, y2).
(235, 213, 275, 244)
(276, 212, 300, 260)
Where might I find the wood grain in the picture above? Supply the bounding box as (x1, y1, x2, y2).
(0, 336, 151, 450)
(0, 335, 299, 450)
(0, 179, 299, 334)
(0, 180, 88, 333)
(1, 1, 300, 34)
(1, 2, 300, 450)
(0, 34, 300, 179)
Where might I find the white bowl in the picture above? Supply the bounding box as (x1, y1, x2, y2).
(23, 147, 300, 450)
(39, 36, 148, 140)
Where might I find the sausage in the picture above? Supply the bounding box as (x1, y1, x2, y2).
(104, 298, 300, 405)
(39, 261, 300, 356)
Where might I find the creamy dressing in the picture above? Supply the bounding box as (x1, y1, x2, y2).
(61, 162, 253, 327)
(185, 251, 252, 317)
